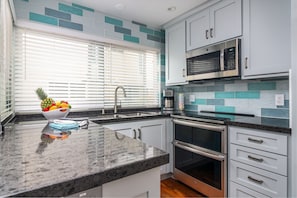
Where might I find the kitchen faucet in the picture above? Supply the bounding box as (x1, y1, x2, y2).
(114, 86, 126, 114)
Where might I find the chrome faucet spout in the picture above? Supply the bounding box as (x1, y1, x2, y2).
(114, 86, 126, 114)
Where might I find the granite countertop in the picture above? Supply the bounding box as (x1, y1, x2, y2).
(226, 116, 291, 134)
(0, 120, 169, 197)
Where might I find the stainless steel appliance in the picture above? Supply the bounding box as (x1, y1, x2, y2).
(171, 113, 227, 197)
(163, 89, 174, 112)
(186, 38, 241, 81)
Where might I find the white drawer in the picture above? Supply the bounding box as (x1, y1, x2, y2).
(229, 181, 270, 198)
(230, 160, 287, 197)
(229, 126, 288, 155)
(230, 144, 287, 176)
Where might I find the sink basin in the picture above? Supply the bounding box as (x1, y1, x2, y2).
(89, 111, 161, 121)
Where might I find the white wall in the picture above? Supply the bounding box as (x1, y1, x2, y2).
(290, 0, 297, 197)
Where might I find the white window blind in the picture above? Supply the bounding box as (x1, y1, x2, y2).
(14, 28, 160, 113)
(0, 0, 13, 122)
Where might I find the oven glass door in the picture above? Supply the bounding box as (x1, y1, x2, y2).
(174, 122, 223, 153)
(174, 146, 222, 189)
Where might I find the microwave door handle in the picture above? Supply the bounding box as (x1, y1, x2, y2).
(173, 141, 225, 161)
(172, 119, 225, 132)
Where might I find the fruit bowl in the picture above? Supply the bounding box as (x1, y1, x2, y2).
(42, 108, 70, 120)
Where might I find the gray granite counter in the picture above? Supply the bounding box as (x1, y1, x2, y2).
(0, 120, 169, 197)
(226, 116, 291, 134)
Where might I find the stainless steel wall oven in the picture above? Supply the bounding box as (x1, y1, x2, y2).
(172, 115, 227, 197)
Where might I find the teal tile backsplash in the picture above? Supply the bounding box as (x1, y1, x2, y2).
(14, 0, 165, 48)
(172, 79, 289, 119)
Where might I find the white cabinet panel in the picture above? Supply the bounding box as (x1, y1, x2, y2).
(209, 0, 242, 44)
(241, 0, 290, 78)
(230, 160, 287, 198)
(229, 181, 270, 198)
(229, 126, 288, 155)
(103, 118, 170, 175)
(230, 144, 287, 176)
(186, 9, 209, 50)
(186, 0, 242, 50)
(102, 167, 160, 198)
(228, 126, 288, 197)
(165, 21, 187, 86)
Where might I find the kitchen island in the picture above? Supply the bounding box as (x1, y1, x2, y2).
(0, 120, 169, 197)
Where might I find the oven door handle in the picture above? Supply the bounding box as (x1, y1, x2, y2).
(173, 140, 225, 161)
(172, 119, 225, 132)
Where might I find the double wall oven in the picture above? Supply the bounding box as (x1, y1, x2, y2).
(171, 113, 227, 197)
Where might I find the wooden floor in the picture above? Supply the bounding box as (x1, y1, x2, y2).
(161, 178, 205, 198)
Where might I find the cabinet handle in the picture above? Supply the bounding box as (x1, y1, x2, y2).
(205, 30, 209, 39)
(182, 68, 185, 77)
(133, 129, 137, 139)
(210, 28, 213, 38)
(248, 155, 264, 162)
(245, 57, 248, 69)
(138, 128, 142, 140)
(248, 176, 264, 184)
(248, 137, 264, 144)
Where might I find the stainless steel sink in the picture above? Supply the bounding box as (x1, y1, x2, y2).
(90, 111, 161, 121)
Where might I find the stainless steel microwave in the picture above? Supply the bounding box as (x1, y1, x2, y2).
(186, 38, 241, 81)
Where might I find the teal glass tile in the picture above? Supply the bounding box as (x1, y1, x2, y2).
(235, 91, 260, 99)
(261, 108, 289, 118)
(29, 12, 58, 26)
(154, 31, 162, 37)
(207, 84, 224, 91)
(185, 104, 198, 112)
(140, 26, 154, 35)
(45, 8, 71, 20)
(160, 54, 165, 66)
(72, 3, 94, 12)
(215, 92, 234, 99)
(207, 99, 224, 105)
(123, 35, 139, 43)
(217, 114, 235, 120)
(215, 106, 235, 113)
(22, 0, 29, 2)
(59, 3, 83, 16)
(161, 75, 166, 83)
(194, 99, 207, 105)
(105, 16, 123, 27)
(115, 26, 131, 35)
(59, 20, 83, 31)
(248, 82, 276, 90)
(147, 34, 160, 42)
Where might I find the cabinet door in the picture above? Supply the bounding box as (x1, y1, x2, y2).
(138, 120, 166, 151)
(165, 21, 188, 86)
(242, 0, 290, 78)
(138, 119, 167, 174)
(186, 9, 210, 51)
(210, 0, 242, 44)
(102, 167, 160, 197)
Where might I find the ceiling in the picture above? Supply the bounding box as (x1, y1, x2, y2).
(62, 0, 208, 28)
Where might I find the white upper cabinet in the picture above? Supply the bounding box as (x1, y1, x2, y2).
(241, 0, 291, 79)
(186, 0, 242, 51)
(165, 21, 188, 86)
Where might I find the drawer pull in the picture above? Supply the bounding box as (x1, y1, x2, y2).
(248, 137, 264, 144)
(248, 176, 264, 184)
(248, 155, 264, 162)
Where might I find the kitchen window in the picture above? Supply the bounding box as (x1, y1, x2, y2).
(0, 0, 14, 122)
(14, 28, 160, 113)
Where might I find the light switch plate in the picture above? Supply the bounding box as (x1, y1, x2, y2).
(190, 95, 196, 102)
(275, 94, 285, 106)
